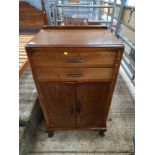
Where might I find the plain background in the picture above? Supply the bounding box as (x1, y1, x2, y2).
(0, 0, 155, 154)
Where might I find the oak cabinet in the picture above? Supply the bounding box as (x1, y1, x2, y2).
(26, 26, 124, 137)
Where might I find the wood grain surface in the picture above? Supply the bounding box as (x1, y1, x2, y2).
(19, 1, 47, 32)
(26, 26, 124, 132)
(26, 26, 123, 48)
(39, 82, 76, 129)
(76, 82, 111, 128)
(31, 50, 116, 68)
(36, 68, 113, 81)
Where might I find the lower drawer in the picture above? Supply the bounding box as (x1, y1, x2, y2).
(36, 68, 113, 81)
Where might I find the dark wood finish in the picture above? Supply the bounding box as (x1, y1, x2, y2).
(64, 18, 88, 26)
(76, 82, 111, 128)
(26, 26, 124, 133)
(39, 82, 76, 130)
(36, 68, 113, 81)
(19, 1, 47, 32)
(42, 25, 108, 29)
(19, 0, 47, 75)
(103, 49, 124, 122)
(26, 26, 123, 48)
(31, 49, 116, 67)
(88, 22, 101, 25)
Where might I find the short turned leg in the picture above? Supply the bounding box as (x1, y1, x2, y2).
(48, 131, 54, 138)
(99, 131, 105, 137)
(99, 129, 107, 137)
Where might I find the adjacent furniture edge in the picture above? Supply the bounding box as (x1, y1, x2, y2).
(42, 25, 108, 30)
(19, 60, 29, 77)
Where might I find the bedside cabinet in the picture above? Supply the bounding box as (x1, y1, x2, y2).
(26, 26, 124, 137)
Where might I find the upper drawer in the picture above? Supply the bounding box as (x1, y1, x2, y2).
(30, 48, 117, 67)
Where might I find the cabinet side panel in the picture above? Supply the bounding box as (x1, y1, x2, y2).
(26, 47, 51, 129)
(103, 48, 124, 122)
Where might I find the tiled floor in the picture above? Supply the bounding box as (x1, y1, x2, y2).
(28, 67, 135, 155)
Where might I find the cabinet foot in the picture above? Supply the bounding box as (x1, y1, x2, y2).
(98, 129, 107, 137)
(99, 131, 105, 137)
(48, 132, 54, 138)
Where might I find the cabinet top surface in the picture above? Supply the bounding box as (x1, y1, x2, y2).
(26, 26, 123, 48)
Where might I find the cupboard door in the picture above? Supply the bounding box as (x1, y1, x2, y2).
(39, 82, 76, 129)
(76, 82, 111, 128)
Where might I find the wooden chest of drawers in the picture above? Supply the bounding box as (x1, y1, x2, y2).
(26, 26, 124, 137)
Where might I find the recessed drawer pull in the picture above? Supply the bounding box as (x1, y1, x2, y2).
(65, 58, 84, 63)
(66, 73, 83, 78)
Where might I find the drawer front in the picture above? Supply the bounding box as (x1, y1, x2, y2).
(36, 68, 113, 81)
(31, 49, 116, 67)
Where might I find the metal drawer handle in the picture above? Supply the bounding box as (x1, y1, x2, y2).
(65, 58, 84, 63)
(66, 73, 83, 78)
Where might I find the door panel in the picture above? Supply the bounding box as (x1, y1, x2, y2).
(76, 82, 111, 128)
(39, 82, 76, 129)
